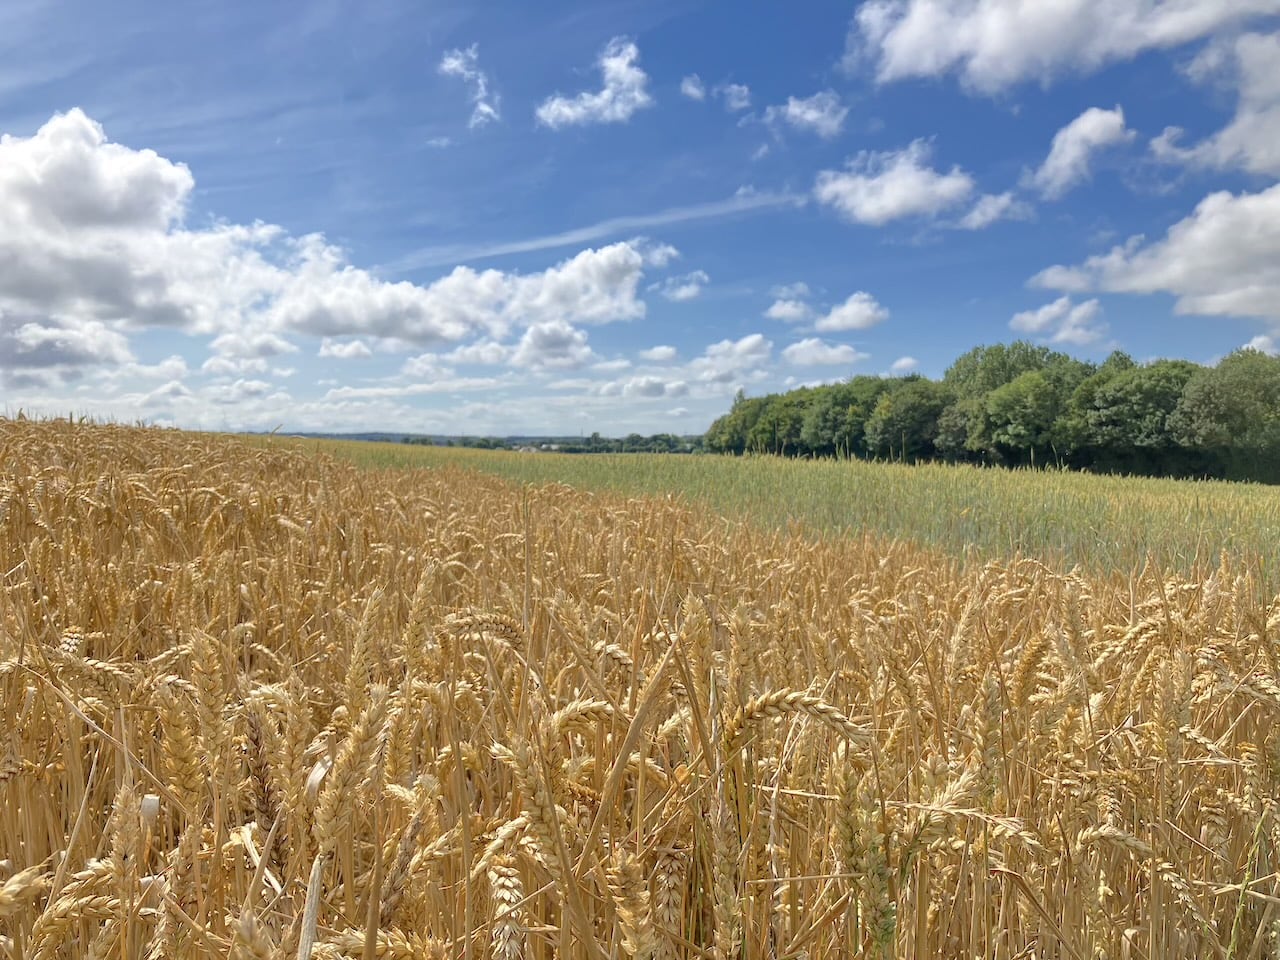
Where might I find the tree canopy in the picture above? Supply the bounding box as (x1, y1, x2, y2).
(703, 343, 1280, 484)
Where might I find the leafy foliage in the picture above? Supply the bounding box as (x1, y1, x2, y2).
(703, 342, 1280, 483)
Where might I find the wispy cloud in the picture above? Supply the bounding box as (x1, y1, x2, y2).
(438, 44, 500, 129)
(384, 190, 805, 272)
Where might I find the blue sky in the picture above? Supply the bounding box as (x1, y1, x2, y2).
(2, 0, 1279, 435)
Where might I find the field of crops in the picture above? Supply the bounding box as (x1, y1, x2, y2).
(289, 437, 1280, 580)
(4, 419, 1280, 958)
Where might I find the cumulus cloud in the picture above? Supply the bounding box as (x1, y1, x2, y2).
(269, 237, 650, 345)
(955, 191, 1033, 229)
(142, 380, 194, 404)
(512, 319, 596, 369)
(718, 83, 752, 112)
(680, 74, 706, 100)
(601, 375, 690, 399)
(765, 90, 848, 138)
(0, 109, 666, 399)
(211, 330, 298, 359)
(890, 356, 918, 374)
(445, 340, 512, 365)
(847, 0, 1275, 93)
(815, 292, 890, 332)
(1032, 183, 1280, 320)
(1010, 296, 1107, 345)
(107, 355, 190, 384)
(401, 352, 451, 378)
(210, 378, 274, 405)
(640, 345, 678, 362)
(438, 44, 500, 128)
(318, 338, 373, 359)
(535, 38, 653, 128)
(1152, 31, 1280, 177)
(1029, 106, 1135, 198)
(782, 338, 869, 365)
(649, 270, 709, 302)
(765, 299, 812, 322)
(688, 333, 773, 383)
(815, 140, 974, 225)
(0, 312, 133, 384)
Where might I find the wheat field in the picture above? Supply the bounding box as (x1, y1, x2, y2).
(283, 438, 1280, 577)
(2, 419, 1279, 959)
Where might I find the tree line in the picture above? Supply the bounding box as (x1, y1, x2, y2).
(704, 342, 1280, 483)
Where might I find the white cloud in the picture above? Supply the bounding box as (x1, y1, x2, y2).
(782, 338, 869, 365)
(1029, 106, 1135, 199)
(0, 109, 666, 397)
(765, 90, 848, 139)
(535, 38, 653, 129)
(815, 140, 974, 225)
(512, 319, 596, 369)
(1246, 334, 1279, 355)
(591, 358, 631, 373)
(318, 337, 373, 359)
(638, 241, 681, 268)
(680, 74, 706, 101)
(389, 190, 798, 271)
(689, 333, 773, 383)
(815, 291, 890, 332)
(211, 330, 298, 359)
(0, 312, 133, 384)
(955, 191, 1033, 229)
(401, 352, 452, 378)
(1032, 182, 1280, 320)
(323, 378, 499, 400)
(765, 299, 812, 322)
(273, 238, 651, 344)
(107, 355, 189, 384)
(718, 83, 752, 112)
(650, 270, 709, 302)
(438, 44, 500, 129)
(1151, 31, 1280, 177)
(640, 345, 678, 362)
(847, 0, 1276, 93)
(772, 282, 811, 299)
(890, 356, 918, 374)
(202, 330, 296, 376)
(604, 375, 690, 399)
(202, 356, 266, 376)
(142, 380, 193, 404)
(210, 378, 274, 405)
(445, 340, 512, 365)
(1010, 296, 1107, 345)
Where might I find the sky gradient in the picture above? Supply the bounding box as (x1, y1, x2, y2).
(2, 0, 1279, 435)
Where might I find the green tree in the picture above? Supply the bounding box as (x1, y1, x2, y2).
(705, 391, 767, 454)
(747, 392, 807, 454)
(1082, 359, 1201, 474)
(983, 355, 1093, 465)
(1058, 350, 1135, 462)
(939, 342, 1078, 458)
(863, 378, 954, 461)
(1170, 348, 1280, 480)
